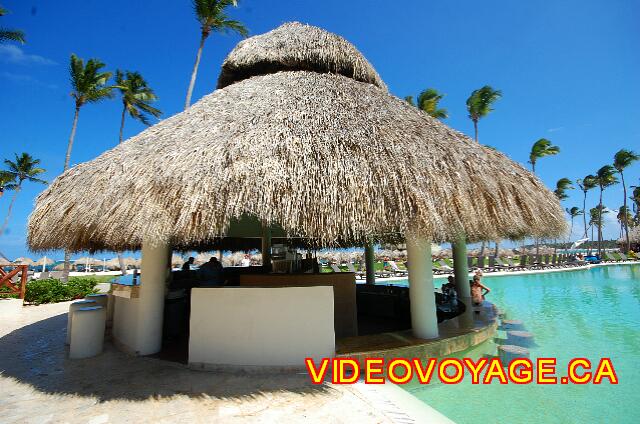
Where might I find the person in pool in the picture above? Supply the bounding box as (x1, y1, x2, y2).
(470, 275, 490, 306)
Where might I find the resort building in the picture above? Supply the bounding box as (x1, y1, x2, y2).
(27, 23, 565, 367)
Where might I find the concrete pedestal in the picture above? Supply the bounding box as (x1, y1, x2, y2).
(85, 293, 108, 308)
(67, 300, 97, 345)
(69, 306, 106, 359)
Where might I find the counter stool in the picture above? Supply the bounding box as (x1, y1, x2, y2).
(67, 300, 97, 345)
(69, 306, 106, 359)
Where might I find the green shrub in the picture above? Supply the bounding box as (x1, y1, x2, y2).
(23, 277, 99, 305)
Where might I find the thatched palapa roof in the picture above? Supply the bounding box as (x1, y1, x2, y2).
(28, 22, 565, 253)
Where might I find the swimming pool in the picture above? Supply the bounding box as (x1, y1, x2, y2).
(399, 264, 640, 424)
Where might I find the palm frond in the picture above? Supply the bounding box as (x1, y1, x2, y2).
(0, 28, 25, 43)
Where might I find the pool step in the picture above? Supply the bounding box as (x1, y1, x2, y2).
(497, 309, 507, 319)
(506, 330, 535, 347)
(498, 344, 530, 363)
(499, 319, 524, 331)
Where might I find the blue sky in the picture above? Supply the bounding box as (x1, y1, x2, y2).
(1, 0, 639, 260)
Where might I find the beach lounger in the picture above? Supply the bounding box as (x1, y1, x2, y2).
(387, 261, 408, 276)
(604, 252, 618, 262)
(436, 260, 454, 273)
(506, 258, 522, 270)
(476, 256, 486, 270)
(330, 264, 343, 273)
(38, 271, 50, 280)
(618, 253, 629, 261)
(467, 256, 476, 270)
(494, 257, 514, 270)
(345, 263, 366, 279)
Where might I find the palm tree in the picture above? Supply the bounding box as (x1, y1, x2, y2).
(529, 139, 560, 174)
(631, 183, 640, 225)
(185, 0, 247, 109)
(554, 178, 573, 200)
(617, 206, 632, 239)
(576, 175, 598, 238)
(407, 88, 448, 119)
(466, 85, 501, 143)
(588, 206, 607, 253)
(566, 207, 583, 245)
(0, 5, 25, 44)
(0, 153, 46, 235)
(65, 54, 114, 171)
(113, 70, 161, 275)
(62, 54, 113, 280)
(613, 149, 639, 252)
(0, 170, 16, 199)
(115, 70, 162, 143)
(594, 165, 619, 256)
(404, 95, 414, 105)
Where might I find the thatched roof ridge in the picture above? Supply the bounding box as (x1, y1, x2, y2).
(28, 69, 565, 253)
(217, 22, 387, 90)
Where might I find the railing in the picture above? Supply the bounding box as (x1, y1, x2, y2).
(0, 264, 28, 299)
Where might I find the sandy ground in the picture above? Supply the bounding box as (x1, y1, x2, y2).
(0, 300, 404, 424)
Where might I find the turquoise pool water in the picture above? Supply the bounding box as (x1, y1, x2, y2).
(396, 265, 640, 424)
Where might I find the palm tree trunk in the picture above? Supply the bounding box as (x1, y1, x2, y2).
(473, 120, 478, 143)
(116, 105, 128, 275)
(479, 241, 486, 256)
(0, 184, 21, 235)
(185, 33, 208, 109)
(621, 172, 630, 253)
(532, 161, 536, 174)
(64, 106, 81, 172)
(62, 105, 80, 282)
(598, 188, 603, 257)
(569, 217, 574, 248)
(118, 104, 127, 144)
(582, 191, 588, 238)
(494, 241, 499, 257)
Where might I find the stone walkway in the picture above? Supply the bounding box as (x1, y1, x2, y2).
(0, 299, 394, 423)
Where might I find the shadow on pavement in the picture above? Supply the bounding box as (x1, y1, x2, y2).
(0, 313, 328, 402)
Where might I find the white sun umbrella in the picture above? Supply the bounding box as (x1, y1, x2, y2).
(35, 256, 54, 272)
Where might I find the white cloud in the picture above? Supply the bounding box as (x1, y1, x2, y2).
(0, 71, 58, 89)
(0, 45, 56, 65)
(547, 126, 564, 133)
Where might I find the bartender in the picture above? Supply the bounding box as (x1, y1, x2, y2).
(197, 257, 225, 287)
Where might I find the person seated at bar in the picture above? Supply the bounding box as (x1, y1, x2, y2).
(470, 275, 490, 306)
(442, 275, 457, 297)
(441, 275, 457, 306)
(198, 257, 225, 287)
(182, 256, 195, 271)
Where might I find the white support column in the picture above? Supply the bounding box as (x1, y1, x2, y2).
(451, 236, 474, 329)
(135, 240, 170, 355)
(406, 235, 439, 339)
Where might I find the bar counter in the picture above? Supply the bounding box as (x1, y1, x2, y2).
(239, 272, 357, 337)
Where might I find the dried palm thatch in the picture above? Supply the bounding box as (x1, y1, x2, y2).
(217, 22, 386, 91)
(28, 23, 566, 253)
(622, 226, 639, 245)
